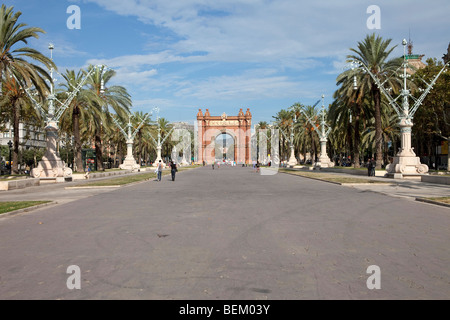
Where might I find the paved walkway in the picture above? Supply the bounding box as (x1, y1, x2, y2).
(283, 168, 450, 202)
(0, 166, 448, 299)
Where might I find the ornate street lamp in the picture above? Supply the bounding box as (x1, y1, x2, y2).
(275, 115, 297, 167)
(148, 107, 176, 166)
(288, 96, 334, 168)
(112, 112, 149, 171)
(18, 43, 107, 181)
(315, 95, 334, 168)
(352, 39, 449, 178)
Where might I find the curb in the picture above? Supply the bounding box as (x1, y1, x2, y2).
(415, 197, 450, 208)
(65, 166, 199, 189)
(0, 201, 57, 218)
(280, 170, 393, 186)
(65, 185, 121, 189)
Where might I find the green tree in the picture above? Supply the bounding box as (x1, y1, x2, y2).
(332, 66, 374, 167)
(131, 110, 152, 165)
(85, 65, 131, 171)
(58, 69, 103, 172)
(347, 33, 402, 169)
(0, 4, 54, 173)
(411, 58, 450, 169)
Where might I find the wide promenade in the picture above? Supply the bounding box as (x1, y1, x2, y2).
(0, 166, 448, 299)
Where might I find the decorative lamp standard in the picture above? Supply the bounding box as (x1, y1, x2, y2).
(287, 114, 297, 167)
(112, 112, 149, 171)
(275, 116, 297, 167)
(315, 95, 334, 168)
(289, 96, 334, 168)
(7, 140, 12, 175)
(352, 39, 449, 178)
(18, 43, 107, 181)
(149, 107, 176, 166)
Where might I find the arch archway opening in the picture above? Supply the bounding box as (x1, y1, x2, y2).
(215, 132, 235, 163)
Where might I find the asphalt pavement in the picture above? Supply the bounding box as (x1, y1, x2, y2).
(0, 165, 448, 300)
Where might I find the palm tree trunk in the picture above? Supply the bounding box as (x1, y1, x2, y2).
(73, 107, 83, 172)
(311, 131, 316, 163)
(353, 104, 361, 168)
(372, 87, 383, 169)
(138, 130, 142, 165)
(347, 120, 353, 165)
(12, 99, 20, 174)
(95, 130, 104, 171)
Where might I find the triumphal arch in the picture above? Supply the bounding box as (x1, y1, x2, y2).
(197, 108, 252, 164)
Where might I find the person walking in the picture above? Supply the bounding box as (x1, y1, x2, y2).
(84, 164, 91, 179)
(370, 158, 376, 176)
(157, 160, 163, 181)
(170, 160, 177, 181)
(367, 158, 376, 176)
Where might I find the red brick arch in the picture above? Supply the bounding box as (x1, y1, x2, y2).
(196, 108, 252, 164)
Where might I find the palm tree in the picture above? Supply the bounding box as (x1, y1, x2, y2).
(300, 105, 319, 164)
(131, 110, 152, 166)
(331, 67, 375, 168)
(273, 109, 294, 161)
(85, 65, 131, 171)
(361, 101, 399, 165)
(58, 69, 102, 172)
(157, 117, 173, 161)
(0, 4, 54, 173)
(347, 33, 402, 169)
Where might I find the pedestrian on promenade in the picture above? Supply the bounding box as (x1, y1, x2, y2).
(212, 162, 215, 170)
(367, 158, 376, 176)
(370, 158, 376, 176)
(256, 161, 260, 173)
(157, 160, 163, 181)
(170, 160, 177, 181)
(84, 165, 91, 179)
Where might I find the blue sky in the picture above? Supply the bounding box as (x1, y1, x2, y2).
(6, 0, 450, 126)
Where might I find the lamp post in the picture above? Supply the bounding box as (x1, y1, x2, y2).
(275, 116, 297, 167)
(19, 43, 107, 181)
(352, 39, 449, 178)
(149, 107, 176, 167)
(112, 112, 149, 171)
(288, 114, 297, 167)
(289, 97, 334, 168)
(7, 140, 12, 175)
(315, 95, 334, 168)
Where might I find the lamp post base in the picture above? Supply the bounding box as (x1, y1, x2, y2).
(119, 157, 140, 171)
(314, 157, 335, 169)
(386, 155, 428, 180)
(287, 148, 297, 167)
(31, 125, 72, 181)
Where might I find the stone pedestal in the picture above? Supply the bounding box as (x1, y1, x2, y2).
(31, 123, 72, 181)
(287, 147, 297, 167)
(386, 120, 428, 179)
(119, 141, 140, 171)
(314, 139, 335, 168)
(152, 145, 163, 166)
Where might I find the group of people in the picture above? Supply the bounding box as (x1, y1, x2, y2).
(367, 158, 376, 176)
(155, 160, 178, 182)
